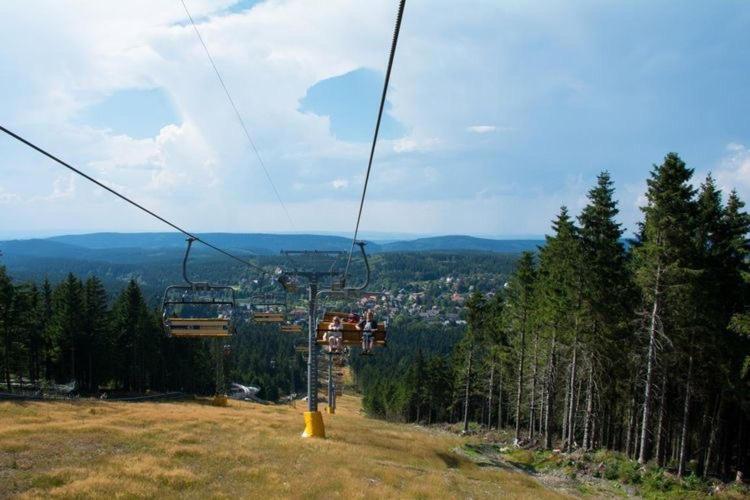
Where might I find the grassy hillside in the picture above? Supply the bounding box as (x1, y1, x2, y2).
(0, 396, 563, 499)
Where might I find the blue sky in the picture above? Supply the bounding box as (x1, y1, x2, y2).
(1, 0, 749, 239)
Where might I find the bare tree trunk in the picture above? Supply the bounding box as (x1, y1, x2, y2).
(487, 361, 495, 428)
(639, 263, 662, 464)
(571, 375, 583, 450)
(626, 390, 636, 457)
(514, 323, 527, 444)
(544, 329, 557, 449)
(497, 363, 504, 429)
(538, 381, 545, 437)
(3, 326, 11, 392)
(655, 371, 667, 466)
(704, 393, 722, 478)
(462, 347, 474, 434)
(562, 364, 570, 449)
(566, 329, 579, 452)
(591, 414, 598, 450)
(582, 361, 594, 450)
(529, 330, 539, 439)
(678, 352, 693, 478)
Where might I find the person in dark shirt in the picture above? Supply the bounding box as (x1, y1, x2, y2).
(357, 310, 377, 355)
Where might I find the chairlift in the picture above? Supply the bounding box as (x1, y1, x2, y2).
(311, 242, 389, 350)
(280, 323, 303, 333)
(251, 291, 287, 324)
(316, 310, 388, 347)
(162, 237, 237, 338)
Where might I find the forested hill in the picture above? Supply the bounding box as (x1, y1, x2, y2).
(0, 232, 543, 257)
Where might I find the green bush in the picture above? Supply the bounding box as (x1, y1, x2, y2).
(641, 468, 674, 493)
(603, 460, 620, 480)
(682, 473, 703, 490)
(618, 460, 642, 484)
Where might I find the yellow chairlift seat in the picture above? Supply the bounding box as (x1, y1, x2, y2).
(280, 324, 303, 333)
(315, 311, 387, 347)
(167, 318, 232, 338)
(254, 312, 285, 323)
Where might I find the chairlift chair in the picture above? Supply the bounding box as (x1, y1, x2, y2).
(251, 291, 287, 324)
(315, 310, 388, 347)
(280, 323, 303, 333)
(162, 238, 237, 338)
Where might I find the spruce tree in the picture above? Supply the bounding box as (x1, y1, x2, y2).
(504, 251, 537, 443)
(82, 277, 109, 392)
(633, 153, 697, 466)
(50, 273, 84, 385)
(0, 266, 15, 390)
(577, 171, 631, 450)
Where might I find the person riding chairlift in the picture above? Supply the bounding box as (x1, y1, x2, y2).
(357, 310, 377, 355)
(325, 316, 343, 353)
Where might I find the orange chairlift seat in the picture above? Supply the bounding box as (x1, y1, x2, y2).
(315, 311, 387, 347)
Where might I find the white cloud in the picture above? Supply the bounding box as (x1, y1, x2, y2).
(0, 187, 21, 204)
(712, 143, 750, 200)
(331, 178, 349, 189)
(29, 174, 76, 203)
(467, 125, 496, 134)
(392, 136, 440, 153)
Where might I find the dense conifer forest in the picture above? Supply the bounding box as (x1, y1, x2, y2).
(352, 154, 750, 481)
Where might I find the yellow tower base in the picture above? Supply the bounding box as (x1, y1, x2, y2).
(325, 406, 335, 415)
(301, 411, 326, 438)
(212, 394, 228, 407)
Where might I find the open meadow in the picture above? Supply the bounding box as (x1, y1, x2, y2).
(0, 395, 563, 499)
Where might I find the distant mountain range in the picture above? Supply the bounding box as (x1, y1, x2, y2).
(0, 232, 543, 262)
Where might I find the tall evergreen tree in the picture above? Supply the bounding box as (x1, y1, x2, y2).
(0, 266, 16, 390)
(535, 208, 582, 448)
(50, 273, 84, 384)
(82, 277, 109, 392)
(504, 251, 537, 443)
(458, 291, 487, 433)
(577, 171, 632, 450)
(633, 153, 697, 466)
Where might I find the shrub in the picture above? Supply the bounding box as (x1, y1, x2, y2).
(603, 460, 620, 480)
(618, 460, 642, 484)
(642, 468, 674, 493)
(683, 472, 703, 490)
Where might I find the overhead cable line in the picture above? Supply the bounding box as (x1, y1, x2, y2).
(344, 0, 407, 280)
(0, 125, 268, 275)
(180, 0, 296, 231)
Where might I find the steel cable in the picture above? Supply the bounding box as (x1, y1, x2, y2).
(0, 125, 268, 275)
(344, 0, 406, 280)
(180, 0, 296, 231)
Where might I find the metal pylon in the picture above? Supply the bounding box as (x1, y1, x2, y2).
(327, 351, 336, 414)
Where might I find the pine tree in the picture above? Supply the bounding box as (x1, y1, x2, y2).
(505, 251, 537, 444)
(112, 280, 154, 391)
(458, 291, 487, 433)
(39, 278, 55, 381)
(82, 277, 109, 392)
(50, 273, 84, 384)
(0, 266, 16, 390)
(577, 171, 632, 450)
(533, 207, 583, 449)
(633, 153, 697, 466)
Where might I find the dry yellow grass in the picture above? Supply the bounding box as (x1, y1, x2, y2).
(0, 396, 567, 499)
